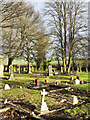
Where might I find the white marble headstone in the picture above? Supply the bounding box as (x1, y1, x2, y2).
(4, 84, 10, 90)
(72, 95, 78, 105)
(75, 79, 80, 84)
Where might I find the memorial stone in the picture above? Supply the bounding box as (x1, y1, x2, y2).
(34, 78, 39, 86)
(75, 79, 80, 85)
(41, 89, 49, 114)
(4, 84, 10, 90)
(0, 55, 4, 77)
(48, 64, 53, 76)
(9, 65, 14, 80)
(28, 63, 32, 74)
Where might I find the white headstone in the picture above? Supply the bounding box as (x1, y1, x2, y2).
(41, 89, 49, 114)
(75, 79, 80, 84)
(9, 65, 15, 80)
(72, 95, 78, 105)
(20, 86, 22, 88)
(60, 99, 66, 103)
(4, 99, 7, 104)
(0, 55, 4, 77)
(28, 63, 32, 74)
(48, 64, 53, 76)
(5, 84, 10, 90)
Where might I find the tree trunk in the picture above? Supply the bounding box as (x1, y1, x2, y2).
(67, 57, 72, 74)
(7, 58, 13, 72)
(63, 57, 66, 73)
(67, 51, 72, 75)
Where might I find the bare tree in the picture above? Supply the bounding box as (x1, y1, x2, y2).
(44, 0, 87, 74)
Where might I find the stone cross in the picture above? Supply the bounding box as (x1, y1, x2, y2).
(41, 89, 49, 114)
(41, 89, 47, 103)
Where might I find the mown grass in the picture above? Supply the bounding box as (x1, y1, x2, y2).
(1, 72, 89, 119)
(65, 103, 90, 119)
(1, 72, 89, 91)
(1, 88, 61, 111)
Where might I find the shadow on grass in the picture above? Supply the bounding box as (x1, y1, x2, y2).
(13, 100, 36, 111)
(1, 79, 23, 86)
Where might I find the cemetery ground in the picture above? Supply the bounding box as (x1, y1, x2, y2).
(0, 72, 90, 120)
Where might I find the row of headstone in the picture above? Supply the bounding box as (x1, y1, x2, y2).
(70, 76, 84, 85)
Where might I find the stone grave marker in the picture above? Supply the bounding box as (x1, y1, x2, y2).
(75, 79, 80, 84)
(68, 95, 78, 105)
(77, 75, 80, 80)
(0, 55, 4, 77)
(28, 63, 32, 74)
(4, 84, 10, 90)
(45, 77, 49, 83)
(9, 65, 15, 80)
(34, 78, 39, 86)
(80, 79, 84, 84)
(41, 89, 49, 114)
(56, 80, 59, 85)
(48, 64, 53, 76)
(72, 95, 78, 105)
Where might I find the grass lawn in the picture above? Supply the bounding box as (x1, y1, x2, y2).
(0, 72, 89, 119)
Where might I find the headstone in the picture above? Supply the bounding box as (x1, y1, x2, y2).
(41, 89, 49, 114)
(20, 86, 22, 88)
(80, 79, 84, 84)
(60, 99, 66, 103)
(75, 79, 80, 84)
(9, 65, 15, 80)
(72, 95, 78, 105)
(4, 84, 10, 90)
(28, 63, 32, 74)
(4, 99, 7, 104)
(55, 72, 58, 75)
(70, 76, 74, 84)
(56, 80, 59, 85)
(77, 75, 80, 80)
(45, 77, 49, 83)
(48, 64, 53, 76)
(34, 78, 39, 86)
(0, 55, 4, 77)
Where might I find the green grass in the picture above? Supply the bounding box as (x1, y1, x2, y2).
(69, 83, 90, 91)
(65, 103, 90, 119)
(1, 72, 89, 91)
(0, 72, 89, 119)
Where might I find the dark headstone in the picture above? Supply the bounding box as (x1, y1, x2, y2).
(77, 75, 80, 80)
(80, 79, 84, 84)
(34, 78, 39, 86)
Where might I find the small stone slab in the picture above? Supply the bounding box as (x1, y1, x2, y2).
(4, 84, 10, 90)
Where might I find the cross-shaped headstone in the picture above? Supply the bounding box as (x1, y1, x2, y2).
(41, 89, 47, 103)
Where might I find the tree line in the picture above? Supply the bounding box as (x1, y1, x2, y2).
(0, 0, 88, 74)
